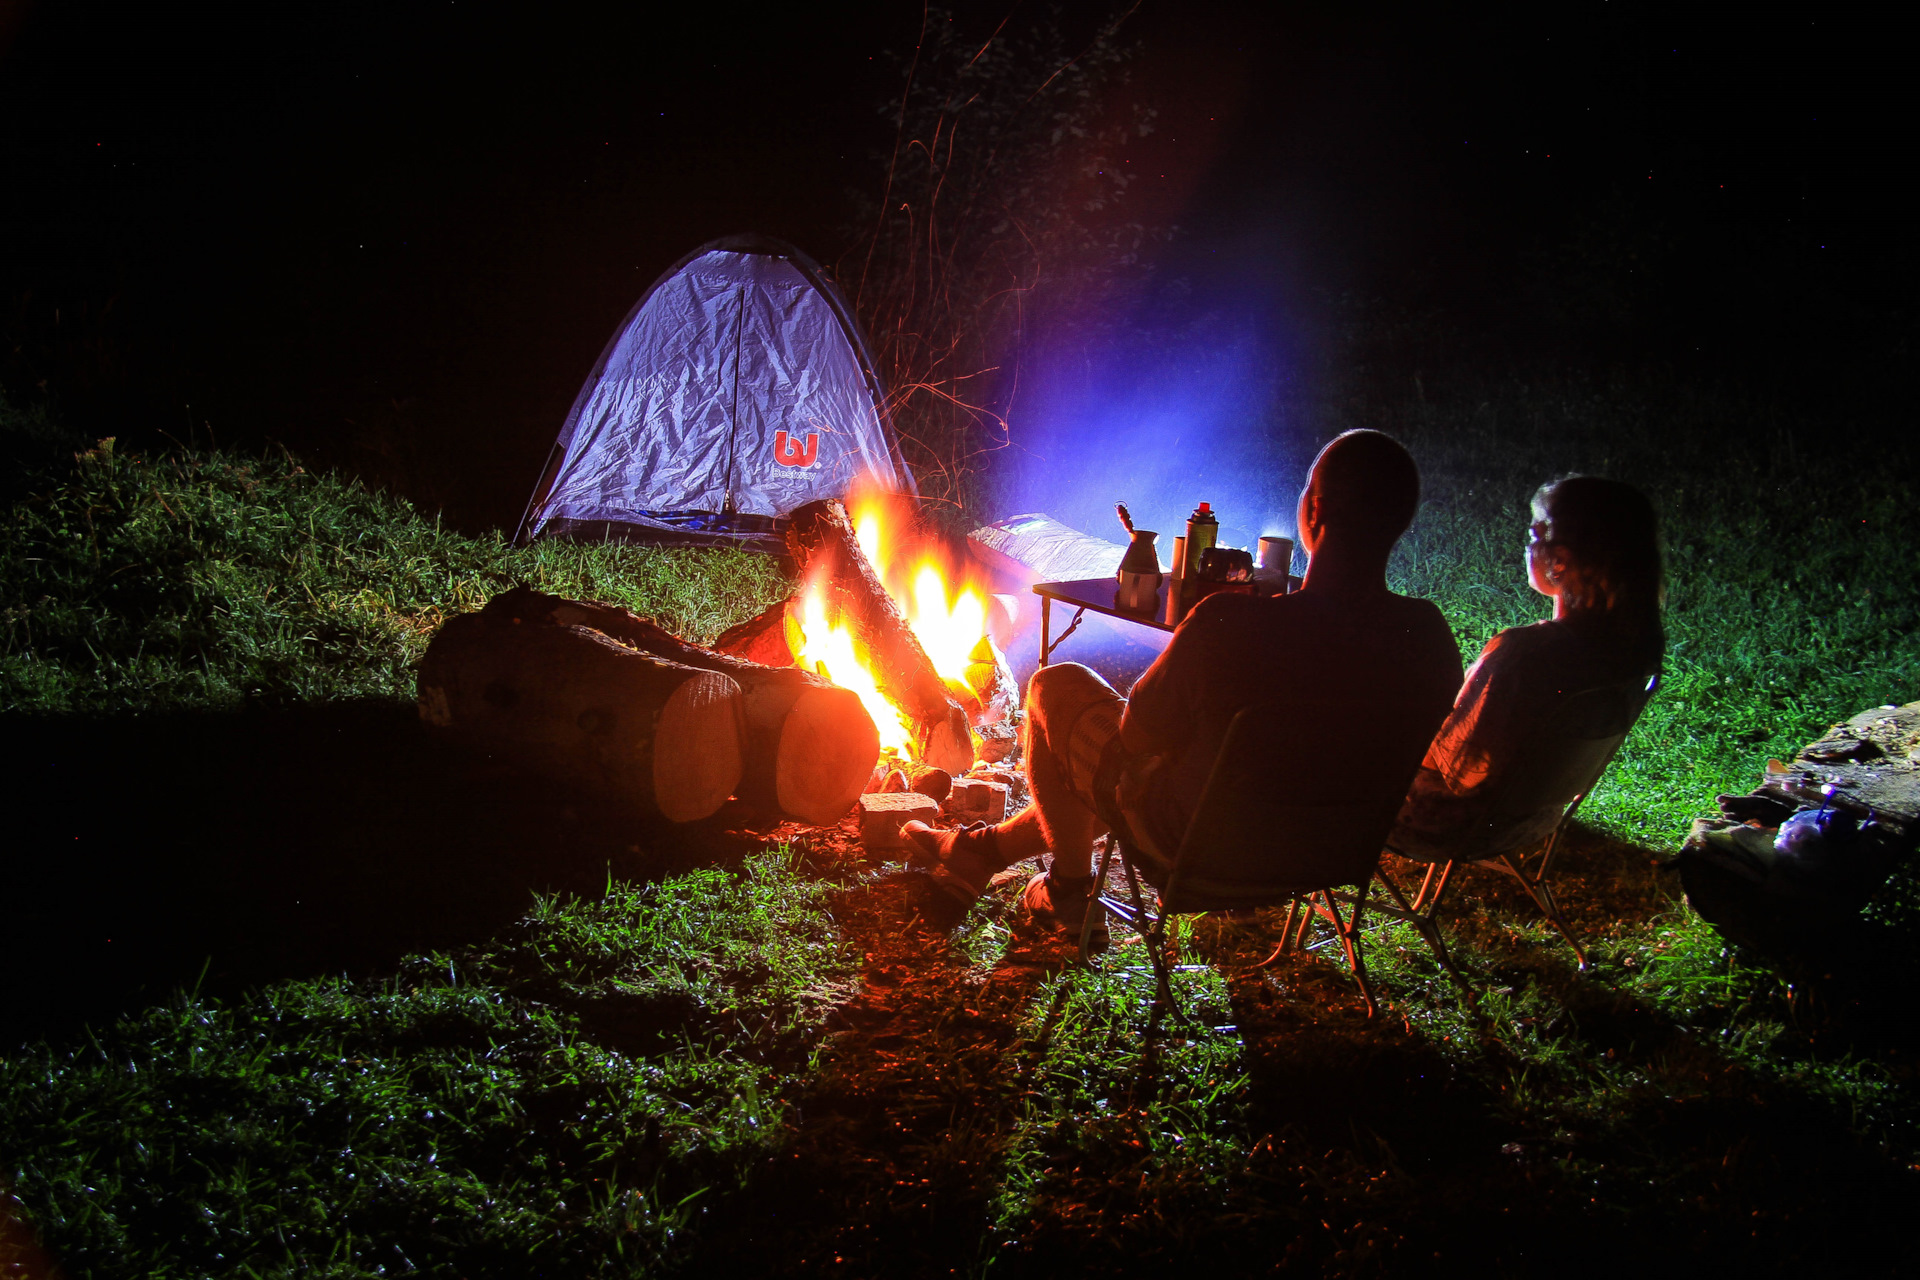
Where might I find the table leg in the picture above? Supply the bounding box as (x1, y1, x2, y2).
(1039, 596, 1052, 668)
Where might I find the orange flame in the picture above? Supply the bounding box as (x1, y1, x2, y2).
(792, 495, 990, 761)
(909, 563, 986, 683)
(793, 588, 915, 755)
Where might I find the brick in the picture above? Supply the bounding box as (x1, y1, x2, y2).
(944, 778, 1009, 824)
(858, 791, 941, 851)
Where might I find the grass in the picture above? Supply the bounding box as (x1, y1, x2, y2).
(2, 367, 1917, 1275)
(0, 848, 856, 1278)
(1381, 368, 1920, 846)
(0, 433, 789, 715)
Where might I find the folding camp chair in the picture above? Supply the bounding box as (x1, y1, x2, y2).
(1364, 674, 1658, 974)
(1077, 701, 1435, 1019)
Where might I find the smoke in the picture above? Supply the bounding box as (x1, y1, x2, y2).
(995, 302, 1313, 550)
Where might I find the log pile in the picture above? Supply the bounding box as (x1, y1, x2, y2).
(418, 611, 745, 823)
(415, 498, 1025, 827)
(712, 598, 797, 667)
(418, 587, 880, 825)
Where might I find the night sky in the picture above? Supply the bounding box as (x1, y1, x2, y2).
(2, 1, 1910, 528)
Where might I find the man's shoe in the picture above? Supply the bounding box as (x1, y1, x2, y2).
(901, 821, 1000, 906)
(1021, 864, 1108, 945)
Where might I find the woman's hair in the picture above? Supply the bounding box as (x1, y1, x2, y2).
(1531, 475, 1665, 657)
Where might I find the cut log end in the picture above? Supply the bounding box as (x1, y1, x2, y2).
(776, 685, 882, 826)
(652, 669, 747, 823)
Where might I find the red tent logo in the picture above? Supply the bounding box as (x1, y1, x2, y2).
(773, 430, 820, 468)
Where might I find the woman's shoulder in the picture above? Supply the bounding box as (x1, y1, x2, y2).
(1486, 617, 1660, 688)
(1481, 619, 1564, 659)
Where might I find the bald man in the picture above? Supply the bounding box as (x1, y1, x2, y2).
(906, 430, 1464, 937)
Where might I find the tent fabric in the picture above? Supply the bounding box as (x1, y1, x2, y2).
(517, 235, 915, 551)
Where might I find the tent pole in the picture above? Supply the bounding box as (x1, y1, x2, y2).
(722, 285, 747, 517)
(514, 440, 567, 546)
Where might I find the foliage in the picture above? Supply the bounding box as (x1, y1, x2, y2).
(0, 848, 855, 1279)
(0, 440, 791, 714)
(847, 4, 1163, 525)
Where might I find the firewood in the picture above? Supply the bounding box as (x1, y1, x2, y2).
(973, 721, 1019, 764)
(712, 598, 797, 667)
(418, 611, 743, 823)
(944, 777, 1010, 823)
(904, 763, 952, 802)
(479, 588, 878, 827)
(786, 499, 974, 773)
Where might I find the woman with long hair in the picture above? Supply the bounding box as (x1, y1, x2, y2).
(1390, 475, 1665, 857)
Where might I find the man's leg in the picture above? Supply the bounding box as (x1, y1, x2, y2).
(905, 662, 1121, 907)
(1013, 662, 1117, 879)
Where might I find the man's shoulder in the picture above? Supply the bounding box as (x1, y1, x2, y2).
(1382, 591, 1453, 632)
(1367, 592, 1459, 653)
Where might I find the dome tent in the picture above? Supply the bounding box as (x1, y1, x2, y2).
(516, 234, 916, 552)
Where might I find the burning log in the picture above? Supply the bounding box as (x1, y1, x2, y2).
(712, 598, 797, 667)
(787, 499, 974, 773)
(476, 588, 880, 827)
(418, 612, 743, 823)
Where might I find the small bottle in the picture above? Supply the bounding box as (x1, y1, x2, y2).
(1184, 502, 1218, 587)
(1165, 536, 1188, 622)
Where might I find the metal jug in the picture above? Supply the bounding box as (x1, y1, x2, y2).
(1116, 529, 1162, 612)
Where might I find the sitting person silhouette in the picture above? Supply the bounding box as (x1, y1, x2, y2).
(1388, 475, 1665, 859)
(905, 429, 1464, 936)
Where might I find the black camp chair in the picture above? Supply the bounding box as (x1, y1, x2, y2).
(1363, 674, 1659, 975)
(1077, 701, 1436, 1019)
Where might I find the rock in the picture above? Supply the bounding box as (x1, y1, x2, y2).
(973, 721, 1019, 764)
(945, 778, 1009, 823)
(859, 792, 941, 850)
(908, 765, 952, 801)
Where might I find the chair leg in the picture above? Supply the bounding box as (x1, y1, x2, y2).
(1245, 903, 1294, 970)
(1119, 849, 1174, 1013)
(1502, 852, 1588, 969)
(1289, 896, 1315, 949)
(1411, 860, 1444, 912)
(1375, 864, 1471, 991)
(1319, 889, 1377, 1018)
(1079, 836, 1117, 965)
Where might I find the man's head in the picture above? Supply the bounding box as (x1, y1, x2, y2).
(1295, 430, 1420, 561)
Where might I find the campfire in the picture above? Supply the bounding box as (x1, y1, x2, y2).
(714, 496, 1017, 773)
(787, 497, 1009, 767)
(418, 496, 1017, 833)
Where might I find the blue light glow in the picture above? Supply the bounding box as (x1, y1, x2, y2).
(997, 304, 1311, 551)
